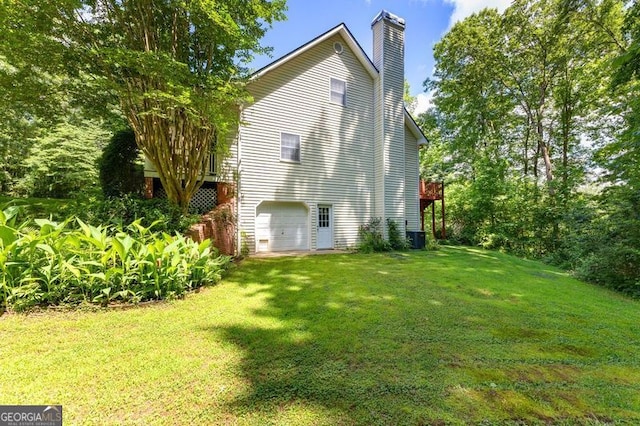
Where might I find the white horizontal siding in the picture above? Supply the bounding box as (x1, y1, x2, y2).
(376, 20, 406, 235)
(404, 126, 420, 231)
(238, 35, 376, 252)
(372, 24, 385, 223)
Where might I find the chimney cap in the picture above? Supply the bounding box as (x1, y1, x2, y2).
(371, 10, 406, 28)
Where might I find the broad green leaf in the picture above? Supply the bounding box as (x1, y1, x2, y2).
(0, 225, 18, 247)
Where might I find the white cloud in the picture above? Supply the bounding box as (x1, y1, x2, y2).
(413, 92, 433, 116)
(444, 0, 511, 28)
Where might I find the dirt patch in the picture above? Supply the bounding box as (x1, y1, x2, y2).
(506, 364, 581, 383)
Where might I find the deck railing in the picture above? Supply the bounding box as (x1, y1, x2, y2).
(419, 180, 445, 239)
(420, 180, 444, 200)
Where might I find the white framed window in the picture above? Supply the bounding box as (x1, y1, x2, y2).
(208, 153, 216, 175)
(330, 77, 346, 106)
(280, 132, 301, 162)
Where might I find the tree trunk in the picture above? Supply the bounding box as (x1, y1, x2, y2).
(122, 81, 215, 212)
(535, 111, 555, 196)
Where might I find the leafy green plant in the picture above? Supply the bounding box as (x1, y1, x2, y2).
(98, 128, 144, 198)
(357, 218, 391, 253)
(72, 195, 199, 235)
(0, 207, 229, 311)
(15, 120, 109, 198)
(386, 218, 410, 250)
(357, 218, 411, 252)
(425, 233, 440, 251)
(240, 231, 250, 257)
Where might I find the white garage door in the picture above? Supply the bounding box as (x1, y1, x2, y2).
(255, 202, 309, 252)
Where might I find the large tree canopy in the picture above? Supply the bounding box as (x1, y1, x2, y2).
(421, 0, 640, 293)
(1, 0, 286, 210)
(427, 0, 624, 199)
(603, 0, 640, 190)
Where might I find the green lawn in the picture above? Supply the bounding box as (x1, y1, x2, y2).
(1, 247, 639, 425)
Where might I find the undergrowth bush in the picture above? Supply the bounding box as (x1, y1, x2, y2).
(73, 195, 199, 235)
(0, 206, 229, 312)
(98, 128, 144, 198)
(357, 218, 390, 253)
(358, 218, 411, 252)
(15, 121, 108, 199)
(2, 195, 198, 236)
(387, 218, 410, 250)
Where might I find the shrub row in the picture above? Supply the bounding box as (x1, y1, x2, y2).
(6, 195, 199, 236)
(73, 195, 199, 235)
(0, 206, 229, 311)
(357, 218, 411, 253)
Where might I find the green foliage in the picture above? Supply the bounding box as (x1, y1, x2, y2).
(403, 79, 417, 114)
(417, 109, 452, 182)
(612, 0, 640, 87)
(357, 218, 409, 252)
(1, 195, 197, 236)
(98, 128, 144, 198)
(14, 120, 109, 198)
(0, 207, 229, 311)
(240, 231, 250, 258)
(563, 1, 640, 295)
(425, 233, 440, 251)
(386, 218, 410, 251)
(548, 187, 640, 296)
(0, 0, 287, 210)
(0, 116, 42, 195)
(442, 176, 556, 255)
(0, 196, 73, 220)
(421, 0, 640, 296)
(72, 195, 199, 236)
(357, 218, 391, 253)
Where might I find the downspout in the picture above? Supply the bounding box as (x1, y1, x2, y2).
(380, 35, 387, 238)
(235, 108, 243, 257)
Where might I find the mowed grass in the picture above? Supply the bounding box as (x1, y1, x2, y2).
(1, 247, 639, 425)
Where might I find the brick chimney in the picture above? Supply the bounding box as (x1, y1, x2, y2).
(372, 10, 406, 237)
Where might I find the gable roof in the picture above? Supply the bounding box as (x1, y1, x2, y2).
(251, 22, 428, 146)
(252, 23, 378, 80)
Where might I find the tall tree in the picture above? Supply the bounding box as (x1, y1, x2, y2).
(16, 118, 109, 198)
(1, 0, 286, 210)
(562, 0, 640, 295)
(602, 0, 640, 190)
(403, 80, 417, 114)
(424, 0, 625, 252)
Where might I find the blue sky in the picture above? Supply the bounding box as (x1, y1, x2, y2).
(250, 0, 511, 114)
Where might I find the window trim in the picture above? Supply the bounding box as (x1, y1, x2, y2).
(280, 132, 301, 163)
(330, 77, 347, 107)
(208, 153, 216, 175)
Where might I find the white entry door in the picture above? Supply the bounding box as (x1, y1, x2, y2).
(317, 205, 333, 249)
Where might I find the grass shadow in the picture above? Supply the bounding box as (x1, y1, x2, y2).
(208, 248, 640, 424)
(207, 253, 450, 423)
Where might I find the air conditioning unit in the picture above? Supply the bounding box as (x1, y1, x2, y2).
(406, 231, 426, 249)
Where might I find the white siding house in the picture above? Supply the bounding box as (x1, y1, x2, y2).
(236, 11, 427, 253)
(144, 10, 428, 254)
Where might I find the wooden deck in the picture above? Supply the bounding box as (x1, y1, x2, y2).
(420, 181, 445, 239)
